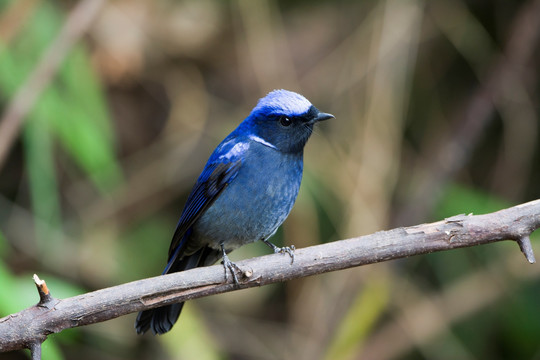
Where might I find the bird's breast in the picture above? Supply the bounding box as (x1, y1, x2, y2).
(193, 148, 303, 251)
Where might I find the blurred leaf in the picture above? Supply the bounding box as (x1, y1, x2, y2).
(499, 284, 540, 358)
(44, 44, 121, 191)
(161, 305, 221, 360)
(41, 339, 64, 360)
(15, 272, 86, 304)
(324, 277, 390, 360)
(117, 217, 173, 281)
(0, 229, 7, 257)
(0, 0, 121, 194)
(303, 168, 343, 243)
(23, 113, 62, 253)
(435, 183, 509, 219)
(0, 260, 21, 315)
(0, 1, 121, 252)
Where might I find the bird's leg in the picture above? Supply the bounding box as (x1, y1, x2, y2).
(221, 244, 241, 285)
(263, 239, 295, 264)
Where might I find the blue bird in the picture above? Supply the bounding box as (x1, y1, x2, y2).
(135, 89, 334, 335)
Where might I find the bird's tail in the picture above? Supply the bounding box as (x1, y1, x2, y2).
(135, 303, 184, 335)
(135, 247, 218, 335)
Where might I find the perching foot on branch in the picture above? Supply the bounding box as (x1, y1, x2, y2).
(221, 244, 243, 285)
(263, 239, 295, 264)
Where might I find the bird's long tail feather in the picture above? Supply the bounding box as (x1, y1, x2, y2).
(135, 247, 217, 335)
(135, 303, 184, 335)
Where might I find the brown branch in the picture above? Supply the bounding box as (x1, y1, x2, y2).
(0, 0, 106, 171)
(0, 199, 539, 355)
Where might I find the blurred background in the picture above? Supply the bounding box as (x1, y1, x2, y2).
(0, 0, 539, 359)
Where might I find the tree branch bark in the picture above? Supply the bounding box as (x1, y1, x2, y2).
(1, 199, 539, 354)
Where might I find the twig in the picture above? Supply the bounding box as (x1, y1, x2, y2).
(0, 0, 106, 171)
(27, 275, 57, 360)
(29, 341, 41, 360)
(0, 199, 538, 354)
(33, 274, 57, 308)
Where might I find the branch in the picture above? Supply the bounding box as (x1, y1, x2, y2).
(1, 199, 539, 354)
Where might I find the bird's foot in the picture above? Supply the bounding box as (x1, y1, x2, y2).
(263, 240, 296, 264)
(221, 245, 241, 285)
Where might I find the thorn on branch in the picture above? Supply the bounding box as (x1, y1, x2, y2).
(33, 274, 55, 307)
(516, 235, 536, 264)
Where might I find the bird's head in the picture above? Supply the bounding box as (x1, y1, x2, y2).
(241, 90, 334, 153)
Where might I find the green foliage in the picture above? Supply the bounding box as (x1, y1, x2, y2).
(435, 183, 509, 219)
(41, 341, 63, 360)
(161, 306, 221, 360)
(0, 261, 21, 315)
(324, 277, 390, 360)
(23, 112, 62, 253)
(117, 217, 173, 281)
(0, 2, 120, 190)
(0, 2, 120, 357)
(0, 1, 121, 249)
(0, 230, 7, 257)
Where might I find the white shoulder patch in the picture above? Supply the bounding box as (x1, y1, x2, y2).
(249, 135, 277, 150)
(219, 141, 250, 160)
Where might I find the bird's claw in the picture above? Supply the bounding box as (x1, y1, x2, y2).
(275, 245, 295, 264)
(221, 245, 241, 285)
(223, 256, 242, 285)
(263, 240, 295, 264)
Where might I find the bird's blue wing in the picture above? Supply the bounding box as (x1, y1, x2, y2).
(164, 140, 246, 271)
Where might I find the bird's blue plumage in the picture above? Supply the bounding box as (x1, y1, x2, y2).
(251, 89, 313, 117)
(135, 89, 334, 335)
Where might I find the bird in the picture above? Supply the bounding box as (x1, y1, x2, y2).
(135, 89, 334, 335)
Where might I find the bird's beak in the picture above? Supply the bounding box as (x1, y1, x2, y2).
(314, 112, 335, 122)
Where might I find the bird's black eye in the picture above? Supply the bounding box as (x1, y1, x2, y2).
(279, 116, 292, 127)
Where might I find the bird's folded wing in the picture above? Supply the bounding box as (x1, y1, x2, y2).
(166, 159, 242, 263)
